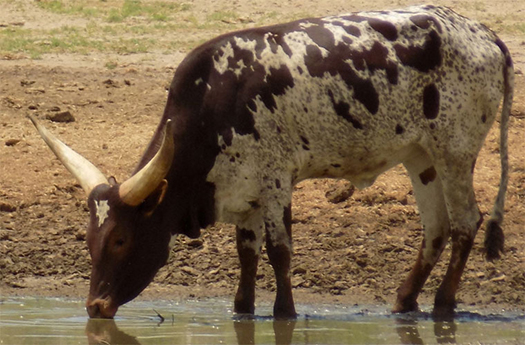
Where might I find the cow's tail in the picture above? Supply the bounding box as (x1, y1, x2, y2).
(484, 38, 514, 261)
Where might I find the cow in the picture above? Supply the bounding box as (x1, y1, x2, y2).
(29, 4, 513, 319)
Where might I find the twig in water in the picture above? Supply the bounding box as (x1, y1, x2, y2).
(153, 309, 165, 325)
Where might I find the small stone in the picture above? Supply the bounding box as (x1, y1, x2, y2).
(181, 266, 199, 276)
(187, 239, 203, 248)
(293, 266, 307, 275)
(75, 229, 86, 241)
(5, 139, 20, 147)
(334, 281, 346, 289)
(0, 202, 16, 212)
(46, 111, 75, 123)
(103, 79, 119, 88)
(25, 87, 45, 94)
(326, 182, 355, 204)
(20, 80, 35, 87)
(490, 274, 506, 282)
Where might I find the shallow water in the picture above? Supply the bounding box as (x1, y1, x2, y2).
(0, 297, 523, 344)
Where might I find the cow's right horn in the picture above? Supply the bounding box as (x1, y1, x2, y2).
(118, 120, 175, 206)
(28, 115, 109, 195)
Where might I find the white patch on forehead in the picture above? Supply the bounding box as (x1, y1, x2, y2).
(95, 200, 110, 228)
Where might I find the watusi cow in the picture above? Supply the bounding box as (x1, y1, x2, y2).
(29, 4, 513, 319)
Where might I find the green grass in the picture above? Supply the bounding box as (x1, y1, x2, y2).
(34, 0, 191, 22)
(206, 10, 239, 23)
(0, 25, 160, 58)
(35, 0, 102, 18)
(0, 0, 301, 58)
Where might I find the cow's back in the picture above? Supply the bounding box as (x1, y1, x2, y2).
(166, 5, 508, 219)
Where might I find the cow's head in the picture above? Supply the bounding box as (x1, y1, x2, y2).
(29, 116, 174, 318)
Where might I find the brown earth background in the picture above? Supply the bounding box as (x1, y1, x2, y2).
(0, 0, 524, 313)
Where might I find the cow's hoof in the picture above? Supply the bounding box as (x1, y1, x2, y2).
(273, 309, 298, 320)
(432, 306, 456, 321)
(392, 300, 419, 314)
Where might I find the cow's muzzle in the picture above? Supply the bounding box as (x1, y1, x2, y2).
(86, 297, 119, 319)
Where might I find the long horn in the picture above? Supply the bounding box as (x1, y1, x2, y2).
(28, 115, 109, 195)
(119, 120, 175, 206)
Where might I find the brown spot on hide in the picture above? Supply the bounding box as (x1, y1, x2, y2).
(304, 21, 335, 50)
(349, 41, 398, 85)
(409, 14, 443, 32)
(367, 18, 398, 41)
(419, 166, 437, 185)
(327, 90, 363, 129)
(238, 228, 257, 242)
(304, 43, 379, 115)
(423, 83, 440, 119)
(342, 25, 361, 37)
(394, 30, 441, 72)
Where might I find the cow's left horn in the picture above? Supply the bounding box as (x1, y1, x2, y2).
(119, 120, 175, 206)
(28, 115, 109, 195)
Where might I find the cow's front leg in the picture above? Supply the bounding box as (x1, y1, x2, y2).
(265, 203, 297, 319)
(234, 225, 263, 315)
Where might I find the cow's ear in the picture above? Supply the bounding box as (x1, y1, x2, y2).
(140, 179, 168, 217)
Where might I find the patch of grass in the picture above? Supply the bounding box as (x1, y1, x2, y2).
(0, 24, 160, 57)
(35, 0, 101, 18)
(206, 10, 239, 23)
(0, 0, 318, 58)
(104, 60, 119, 69)
(35, 0, 191, 22)
(484, 13, 525, 36)
(111, 37, 154, 54)
(494, 22, 525, 35)
(106, 0, 191, 23)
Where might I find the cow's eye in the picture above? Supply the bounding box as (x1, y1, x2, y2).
(115, 239, 126, 248)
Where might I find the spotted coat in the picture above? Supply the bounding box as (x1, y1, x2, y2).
(71, 5, 514, 318)
(160, 5, 511, 317)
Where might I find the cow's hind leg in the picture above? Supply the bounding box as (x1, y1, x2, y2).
(433, 157, 483, 318)
(393, 148, 450, 313)
(234, 220, 264, 315)
(264, 202, 297, 319)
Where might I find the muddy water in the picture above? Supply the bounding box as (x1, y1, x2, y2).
(0, 297, 523, 344)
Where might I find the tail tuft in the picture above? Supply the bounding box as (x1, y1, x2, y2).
(484, 219, 504, 261)
(483, 35, 513, 262)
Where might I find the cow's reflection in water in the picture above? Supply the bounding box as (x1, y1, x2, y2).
(86, 314, 458, 344)
(395, 316, 457, 344)
(86, 319, 141, 345)
(234, 317, 296, 345)
(85, 317, 297, 345)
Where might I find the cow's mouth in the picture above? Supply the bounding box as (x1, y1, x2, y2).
(86, 297, 119, 319)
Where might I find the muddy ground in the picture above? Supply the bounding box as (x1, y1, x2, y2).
(1, 0, 524, 314)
